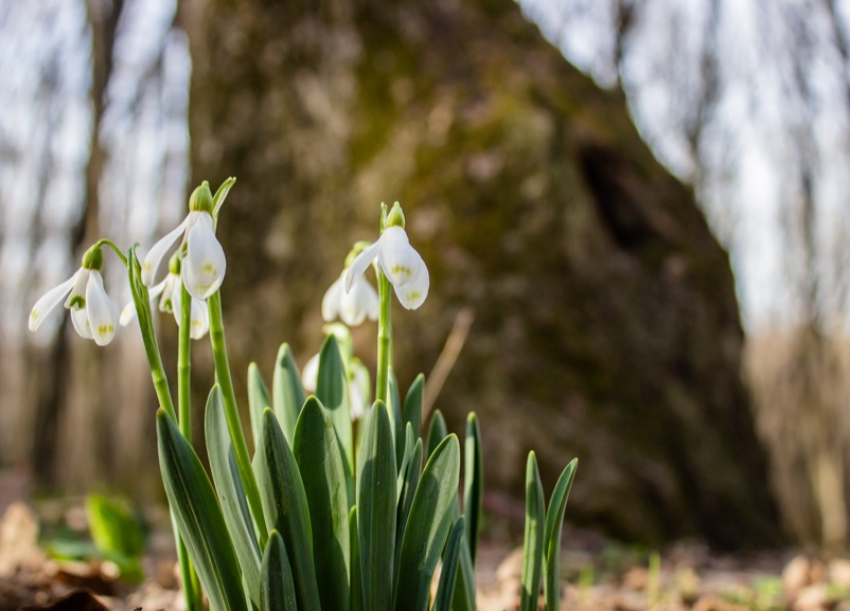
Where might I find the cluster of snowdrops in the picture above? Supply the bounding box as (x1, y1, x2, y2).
(28, 179, 577, 611)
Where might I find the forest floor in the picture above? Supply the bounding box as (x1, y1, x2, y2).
(0, 494, 847, 611)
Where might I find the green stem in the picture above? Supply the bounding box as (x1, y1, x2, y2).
(376, 271, 392, 405)
(178, 284, 192, 440)
(376, 204, 392, 405)
(208, 291, 269, 546)
(176, 283, 203, 611)
(93, 238, 128, 266)
(128, 247, 201, 611)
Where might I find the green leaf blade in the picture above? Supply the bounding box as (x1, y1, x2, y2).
(433, 517, 465, 611)
(248, 363, 272, 452)
(273, 343, 306, 445)
(257, 409, 321, 611)
(356, 402, 397, 611)
(260, 530, 297, 611)
(156, 410, 247, 611)
(205, 386, 262, 607)
(293, 397, 351, 611)
(521, 451, 545, 611)
(393, 434, 461, 611)
(544, 458, 578, 611)
(463, 412, 483, 566)
(316, 335, 354, 478)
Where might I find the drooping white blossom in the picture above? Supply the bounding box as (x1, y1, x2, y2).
(142, 210, 226, 300)
(345, 225, 429, 310)
(322, 269, 379, 326)
(119, 271, 209, 340)
(29, 267, 120, 346)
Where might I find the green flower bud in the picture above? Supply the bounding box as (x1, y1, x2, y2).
(168, 251, 182, 275)
(188, 181, 214, 214)
(386, 201, 406, 229)
(81, 244, 104, 271)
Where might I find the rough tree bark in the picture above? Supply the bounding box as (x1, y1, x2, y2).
(182, 0, 782, 547)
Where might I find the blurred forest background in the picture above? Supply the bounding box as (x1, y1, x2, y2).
(4, 0, 850, 552)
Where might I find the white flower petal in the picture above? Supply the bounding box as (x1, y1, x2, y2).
(159, 274, 179, 313)
(71, 306, 92, 339)
(29, 269, 81, 331)
(344, 240, 381, 293)
(121, 276, 169, 326)
(86, 271, 118, 346)
(119, 301, 137, 327)
(340, 275, 378, 326)
(349, 360, 371, 421)
(189, 298, 210, 340)
(321, 273, 344, 322)
(393, 250, 429, 310)
(141, 216, 189, 286)
(301, 353, 320, 393)
(378, 227, 421, 288)
(183, 213, 226, 299)
(64, 268, 90, 308)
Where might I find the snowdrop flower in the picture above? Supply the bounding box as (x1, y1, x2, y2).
(322, 269, 379, 326)
(29, 245, 120, 346)
(120, 255, 210, 339)
(345, 202, 429, 310)
(142, 181, 226, 300)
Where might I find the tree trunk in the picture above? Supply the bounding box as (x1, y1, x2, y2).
(182, 0, 781, 547)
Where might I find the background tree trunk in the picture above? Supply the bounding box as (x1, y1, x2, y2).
(181, 0, 780, 548)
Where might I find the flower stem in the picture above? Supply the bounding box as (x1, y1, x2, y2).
(128, 246, 202, 610)
(207, 290, 269, 546)
(176, 284, 202, 611)
(93, 238, 128, 267)
(376, 204, 392, 405)
(376, 271, 392, 405)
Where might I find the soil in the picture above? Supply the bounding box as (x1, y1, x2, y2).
(0, 499, 845, 611)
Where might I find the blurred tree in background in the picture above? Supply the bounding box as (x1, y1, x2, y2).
(9, 0, 850, 549)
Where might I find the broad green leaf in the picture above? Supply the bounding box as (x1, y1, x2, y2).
(393, 434, 460, 611)
(394, 431, 422, 571)
(156, 410, 247, 611)
(463, 412, 483, 565)
(293, 397, 350, 611)
(248, 363, 272, 452)
(356, 402, 397, 611)
(316, 335, 354, 479)
(544, 458, 578, 611)
(433, 517, 464, 611)
(256, 409, 321, 611)
(425, 410, 448, 459)
(402, 374, 424, 442)
(388, 372, 404, 466)
(273, 343, 306, 445)
(521, 452, 545, 611)
(396, 424, 415, 494)
(350, 507, 362, 611)
(85, 494, 144, 558)
(451, 538, 478, 611)
(260, 530, 297, 611)
(205, 387, 262, 606)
